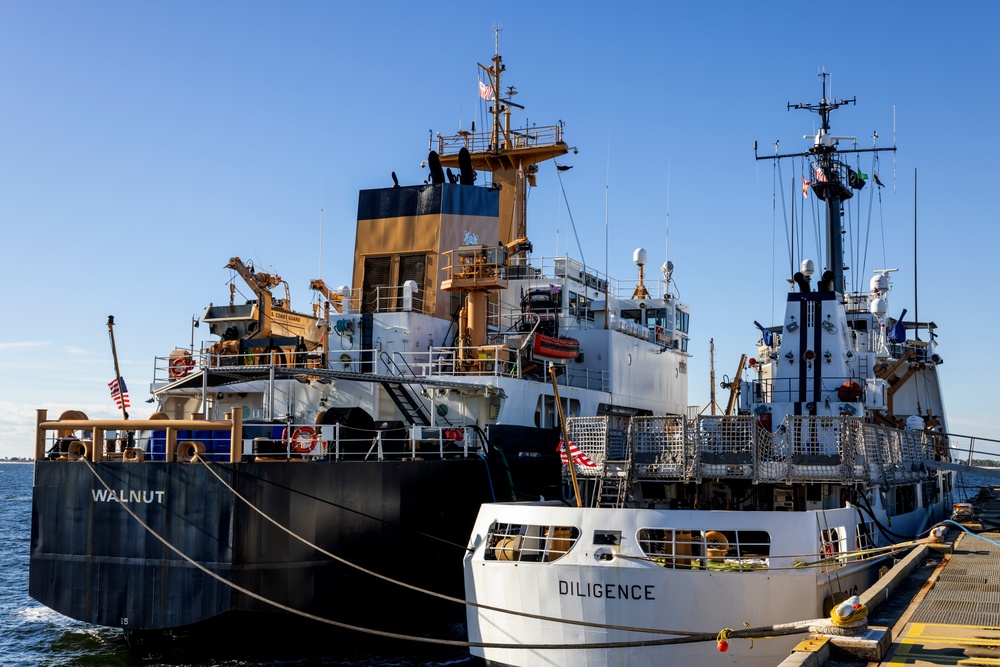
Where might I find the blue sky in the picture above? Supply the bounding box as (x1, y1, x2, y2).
(2, 2, 998, 459)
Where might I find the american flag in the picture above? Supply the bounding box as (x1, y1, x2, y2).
(478, 79, 494, 101)
(557, 438, 596, 467)
(813, 164, 828, 183)
(109, 377, 130, 409)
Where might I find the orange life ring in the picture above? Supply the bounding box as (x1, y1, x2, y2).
(705, 531, 729, 552)
(289, 426, 318, 453)
(170, 355, 195, 378)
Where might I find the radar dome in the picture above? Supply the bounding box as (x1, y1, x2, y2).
(800, 259, 815, 277)
(870, 297, 887, 317)
(633, 248, 648, 266)
(870, 274, 888, 294)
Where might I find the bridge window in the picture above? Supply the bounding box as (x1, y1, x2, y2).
(675, 309, 690, 334)
(362, 253, 429, 313)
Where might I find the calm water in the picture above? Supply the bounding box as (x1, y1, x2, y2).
(0, 463, 478, 667)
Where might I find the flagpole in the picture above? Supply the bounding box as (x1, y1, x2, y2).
(549, 363, 582, 508)
(107, 316, 129, 425)
(913, 167, 919, 341)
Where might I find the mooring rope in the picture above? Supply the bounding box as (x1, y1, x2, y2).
(193, 456, 697, 637)
(85, 456, 944, 650)
(615, 537, 927, 572)
(84, 446, 817, 650)
(941, 519, 1000, 548)
(211, 457, 470, 550)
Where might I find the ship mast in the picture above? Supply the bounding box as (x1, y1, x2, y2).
(436, 34, 568, 256)
(756, 72, 896, 294)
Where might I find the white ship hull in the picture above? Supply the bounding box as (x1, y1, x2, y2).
(465, 500, 942, 666)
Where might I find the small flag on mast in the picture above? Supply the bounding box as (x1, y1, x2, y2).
(109, 377, 130, 409)
(847, 166, 866, 190)
(558, 438, 596, 467)
(802, 176, 810, 198)
(478, 79, 493, 101)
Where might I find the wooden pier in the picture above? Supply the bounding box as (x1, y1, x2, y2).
(780, 487, 1000, 667)
(875, 487, 1000, 666)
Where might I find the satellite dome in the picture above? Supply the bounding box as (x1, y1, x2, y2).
(870, 273, 888, 294)
(633, 248, 648, 266)
(870, 297, 887, 317)
(800, 259, 815, 277)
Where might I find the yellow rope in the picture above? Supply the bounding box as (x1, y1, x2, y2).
(830, 598, 869, 626)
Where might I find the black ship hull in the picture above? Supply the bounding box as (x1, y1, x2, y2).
(29, 457, 504, 636)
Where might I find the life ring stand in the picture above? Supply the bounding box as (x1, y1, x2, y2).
(169, 355, 195, 378)
(285, 426, 319, 454)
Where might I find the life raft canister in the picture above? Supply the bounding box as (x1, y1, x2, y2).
(837, 381, 863, 402)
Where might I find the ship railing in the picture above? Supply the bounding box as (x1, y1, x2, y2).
(507, 255, 679, 302)
(155, 347, 333, 383)
(488, 304, 596, 347)
(488, 310, 541, 353)
(843, 292, 871, 314)
(387, 345, 519, 378)
(563, 367, 610, 392)
(560, 414, 943, 486)
(858, 423, 947, 485)
(629, 416, 692, 478)
(34, 409, 482, 464)
(937, 432, 1000, 466)
(752, 375, 876, 406)
(778, 416, 856, 481)
(366, 284, 432, 315)
(694, 415, 758, 479)
(155, 349, 200, 383)
(564, 416, 627, 477)
(249, 422, 481, 462)
(887, 339, 934, 364)
(381, 343, 601, 386)
(436, 124, 564, 157)
(34, 409, 245, 463)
